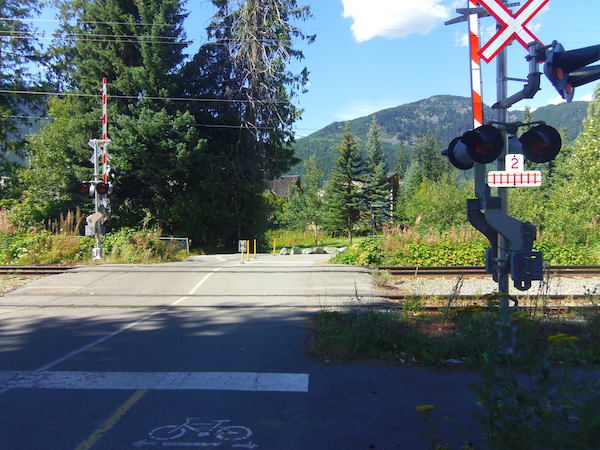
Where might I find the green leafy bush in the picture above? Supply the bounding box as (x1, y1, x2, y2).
(329, 247, 359, 265)
(406, 241, 487, 266)
(103, 228, 185, 263)
(534, 240, 600, 265)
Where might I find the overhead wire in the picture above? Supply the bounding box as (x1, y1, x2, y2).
(0, 89, 289, 104)
(0, 34, 192, 45)
(0, 17, 176, 27)
(0, 114, 280, 130)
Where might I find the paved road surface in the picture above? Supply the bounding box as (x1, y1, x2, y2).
(0, 254, 480, 449)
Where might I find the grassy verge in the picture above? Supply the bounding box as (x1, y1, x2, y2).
(0, 228, 189, 265)
(265, 229, 368, 251)
(310, 304, 600, 368)
(311, 302, 600, 447)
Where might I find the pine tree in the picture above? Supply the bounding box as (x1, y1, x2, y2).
(394, 144, 410, 179)
(363, 118, 391, 232)
(20, 0, 207, 242)
(284, 155, 324, 246)
(324, 128, 365, 242)
(412, 130, 448, 182)
(0, 0, 43, 179)
(177, 0, 313, 248)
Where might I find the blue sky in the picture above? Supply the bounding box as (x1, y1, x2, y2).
(38, 1, 600, 137)
(282, 0, 600, 137)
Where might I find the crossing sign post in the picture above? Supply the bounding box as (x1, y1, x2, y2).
(478, 0, 548, 62)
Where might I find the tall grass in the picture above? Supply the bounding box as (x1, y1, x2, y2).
(265, 229, 363, 249)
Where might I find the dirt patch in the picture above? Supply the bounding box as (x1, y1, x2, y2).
(0, 275, 42, 296)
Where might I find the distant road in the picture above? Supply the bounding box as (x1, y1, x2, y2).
(0, 254, 479, 449)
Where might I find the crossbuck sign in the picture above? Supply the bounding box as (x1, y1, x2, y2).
(478, 0, 549, 63)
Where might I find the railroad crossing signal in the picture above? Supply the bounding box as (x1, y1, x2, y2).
(520, 123, 561, 163)
(544, 42, 600, 102)
(442, 125, 504, 170)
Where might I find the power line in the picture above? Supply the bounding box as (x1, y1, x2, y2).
(0, 17, 176, 27)
(0, 89, 289, 104)
(0, 114, 279, 130)
(0, 34, 192, 45)
(4, 29, 181, 41)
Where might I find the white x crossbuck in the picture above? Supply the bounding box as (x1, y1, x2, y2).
(478, 0, 549, 63)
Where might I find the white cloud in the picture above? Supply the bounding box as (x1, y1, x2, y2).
(455, 32, 469, 48)
(341, 0, 449, 42)
(482, 24, 497, 41)
(575, 93, 593, 102)
(529, 22, 542, 34)
(548, 95, 566, 105)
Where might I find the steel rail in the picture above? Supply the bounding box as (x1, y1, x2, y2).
(0, 266, 77, 275)
(374, 265, 600, 276)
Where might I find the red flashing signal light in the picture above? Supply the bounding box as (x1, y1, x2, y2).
(442, 125, 504, 170)
(544, 42, 600, 102)
(520, 124, 562, 163)
(95, 182, 110, 195)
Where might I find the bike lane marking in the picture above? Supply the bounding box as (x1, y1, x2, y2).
(75, 389, 147, 450)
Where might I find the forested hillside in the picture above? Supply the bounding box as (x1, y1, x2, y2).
(292, 95, 588, 176)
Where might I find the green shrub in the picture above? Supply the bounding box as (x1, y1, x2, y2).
(355, 237, 383, 266)
(534, 239, 600, 265)
(103, 228, 185, 263)
(330, 248, 358, 265)
(371, 269, 393, 287)
(406, 241, 487, 266)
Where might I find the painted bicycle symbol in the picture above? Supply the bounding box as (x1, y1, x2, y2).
(148, 418, 252, 442)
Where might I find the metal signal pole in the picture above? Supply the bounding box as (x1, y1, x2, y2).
(496, 38, 514, 354)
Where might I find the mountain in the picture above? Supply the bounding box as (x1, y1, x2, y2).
(291, 95, 589, 177)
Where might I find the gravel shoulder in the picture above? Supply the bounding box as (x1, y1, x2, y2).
(0, 275, 43, 296)
(387, 274, 600, 298)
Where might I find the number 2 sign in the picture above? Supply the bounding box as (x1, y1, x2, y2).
(506, 154, 524, 173)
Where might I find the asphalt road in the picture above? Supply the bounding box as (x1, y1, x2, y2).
(0, 254, 480, 449)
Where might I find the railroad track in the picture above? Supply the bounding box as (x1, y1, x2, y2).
(0, 265, 78, 275)
(374, 265, 600, 277)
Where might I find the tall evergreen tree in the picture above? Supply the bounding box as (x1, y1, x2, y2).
(177, 0, 313, 248)
(363, 117, 391, 232)
(394, 144, 410, 179)
(0, 0, 43, 179)
(281, 155, 324, 245)
(412, 130, 448, 182)
(324, 128, 365, 242)
(19, 0, 208, 243)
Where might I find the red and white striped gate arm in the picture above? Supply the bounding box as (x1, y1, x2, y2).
(468, 0, 483, 128)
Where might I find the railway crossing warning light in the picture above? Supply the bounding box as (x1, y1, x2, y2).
(520, 124, 562, 163)
(76, 181, 111, 196)
(77, 181, 93, 196)
(94, 181, 110, 196)
(442, 125, 504, 170)
(544, 42, 600, 102)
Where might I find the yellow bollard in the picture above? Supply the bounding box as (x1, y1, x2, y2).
(273, 238, 277, 255)
(247, 240, 250, 260)
(254, 239, 257, 258)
